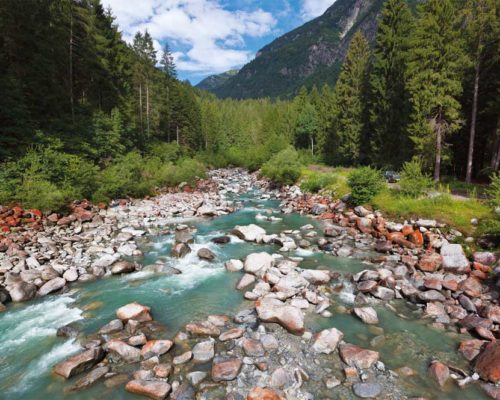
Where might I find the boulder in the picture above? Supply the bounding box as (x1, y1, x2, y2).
(273, 273, 308, 297)
(173, 351, 192, 365)
(418, 252, 442, 272)
(192, 340, 215, 363)
(339, 344, 379, 369)
(211, 236, 231, 244)
(170, 382, 195, 400)
(255, 297, 304, 335)
(197, 248, 215, 261)
(483, 305, 500, 324)
(185, 322, 220, 337)
(473, 251, 496, 266)
(53, 347, 104, 379)
(63, 268, 79, 282)
(125, 380, 171, 400)
(171, 243, 191, 258)
(429, 361, 449, 387)
(98, 319, 123, 334)
(244, 252, 273, 274)
(236, 274, 255, 290)
(9, 282, 37, 302)
(441, 244, 470, 274)
(197, 204, 217, 216)
(475, 341, 500, 384)
(69, 366, 109, 391)
(458, 277, 483, 298)
(211, 358, 242, 381)
(232, 224, 266, 242)
(458, 339, 486, 361)
(247, 387, 285, 400)
(116, 302, 152, 322)
(219, 328, 245, 342)
(111, 260, 136, 275)
(418, 290, 446, 302)
(38, 277, 66, 296)
(353, 307, 379, 325)
(107, 340, 141, 363)
(242, 338, 265, 357)
(300, 269, 331, 285)
(311, 328, 344, 354)
(141, 340, 174, 359)
(225, 259, 244, 272)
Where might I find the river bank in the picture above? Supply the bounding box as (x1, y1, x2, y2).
(0, 168, 498, 399)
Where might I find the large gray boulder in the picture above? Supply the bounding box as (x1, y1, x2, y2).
(441, 244, 470, 274)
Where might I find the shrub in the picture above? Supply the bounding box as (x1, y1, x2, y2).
(487, 172, 500, 208)
(300, 172, 337, 193)
(148, 142, 182, 163)
(347, 166, 384, 205)
(172, 158, 207, 185)
(399, 159, 434, 198)
(260, 147, 302, 186)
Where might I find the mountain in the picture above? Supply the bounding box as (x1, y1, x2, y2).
(211, 0, 411, 99)
(196, 70, 239, 91)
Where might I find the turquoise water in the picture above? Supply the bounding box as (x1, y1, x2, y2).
(0, 190, 487, 399)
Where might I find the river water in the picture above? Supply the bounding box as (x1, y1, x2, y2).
(0, 188, 488, 399)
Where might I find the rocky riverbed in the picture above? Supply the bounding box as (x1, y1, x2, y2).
(0, 169, 499, 399)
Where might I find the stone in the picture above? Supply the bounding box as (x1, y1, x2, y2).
(458, 277, 483, 298)
(153, 364, 172, 378)
(357, 280, 377, 293)
(211, 358, 242, 382)
(38, 276, 66, 296)
(63, 268, 79, 282)
(225, 259, 243, 272)
(116, 303, 152, 322)
(192, 340, 215, 362)
(111, 260, 136, 274)
(354, 307, 379, 325)
(418, 252, 442, 272)
(273, 273, 308, 297)
(237, 274, 256, 290)
(247, 387, 284, 400)
(242, 338, 265, 357)
(232, 224, 266, 242)
(211, 236, 231, 244)
(185, 322, 220, 337)
(441, 244, 470, 274)
(69, 366, 109, 391)
(219, 328, 245, 342)
(458, 339, 486, 361)
(53, 347, 104, 379)
(459, 294, 477, 313)
(261, 334, 279, 351)
(418, 290, 446, 302)
(173, 351, 192, 365)
(371, 286, 395, 301)
(170, 382, 195, 400)
(9, 282, 37, 302)
(375, 241, 392, 253)
(300, 269, 331, 285)
(57, 324, 80, 338)
(244, 252, 273, 274)
(129, 333, 147, 346)
(429, 361, 449, 387)
(270, 367, 293, 389)
(473, 252, 496, 266)
(98, 319, 123, 334)
(187, 371, 207, 386)
(171, 243, 191, 258)
(339, 344, 379, 369)
(197, 248, 215, 261)
(408, 230, 424, 247)
(311, 328, 344, 354)
(484, 305, 500, 324)
(352, 382, 382, 398)
(125, 380, 171, 400)
(255, 297, 304, 335)
(107, 340, 141, 363)
(141, 340, 174, 359)
(475, 341, 500, 383)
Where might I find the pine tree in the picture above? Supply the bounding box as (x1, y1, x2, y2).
(368, 0, 413, 168)
(329, 32, 370, 165)
(406, 0, 468, 181)
(160, 43, 177, 78)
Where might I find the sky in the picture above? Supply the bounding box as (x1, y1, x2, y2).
(102, 0, 335, 84)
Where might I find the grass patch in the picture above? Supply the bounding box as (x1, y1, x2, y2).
(300, 166, 351, 197)
(372, 190, 493, 235)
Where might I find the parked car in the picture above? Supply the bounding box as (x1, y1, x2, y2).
(383, 171, 400, 183)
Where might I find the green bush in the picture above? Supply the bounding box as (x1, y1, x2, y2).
(347, 167, 384, 205)
(300, 172, 337, 193)
(399, 159, 434, 198)
(260, 147, 302, 186)
(172, 158, 207, 185)
(487, 172, 500, 208)
(148, 141, 182, 163)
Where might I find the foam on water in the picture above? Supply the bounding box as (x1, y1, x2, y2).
(295, 248, 314, 257)
(338, 280, 356, 304)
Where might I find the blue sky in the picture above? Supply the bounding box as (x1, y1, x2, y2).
(103, 0, 335, 84)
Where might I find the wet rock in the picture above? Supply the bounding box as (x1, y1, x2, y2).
(116, 302, 152, 322)
(483, 305, 500, 324)
(186, 322, 220, 337)
(111, 260, 136, 275)
(242, 338, 265, 357)
(129, 333, 147, 346)
(339, 344, 379, 369)
(375, 240, 392, 253)
(153, 363, 172, 378)
(57, 324, 80, 338)
(211, 358, 242, 382)
(107, 339, 141, 363)
(352, 382, 382, 398)
(192, 340, 215, 362)
(429, 361, 449, 387)
(141, 340, 174, 359)
(371, 286, 395, 301)
(237, 274, 256, 290)
(9, 282, 37, 302)
(255, 297, 304, 335)
(441, 244, 470, 274)
(234, 308, 257, 325)
(63, 268, 79, 282)
(458, 339, 486, 361)
(247, 387, 284, 400)
(219, 328, 245, 342)
(311, 328, 344, 354)
(418, 290, 446, 302)
(300, 269, 331, 285)
(38, 277, 66, 296)
(261, 334, 279, 351)
(476, 326, 495, 341)
(187, 371, 207, 386)
(98, 319, 123, 334)
(53, 347, 104, 379)
(480, 383, 500, 400)
(244, 252, 273, 274)
(197, 248, 215, 261)
(475, 341, 500, 383)
(232, 224, 266, 242)
(170, 382, 195, 400)
(225, 259, 244, 272)
(357, 280, 378, 293)
(125, 380, 171, 400)
(418, 252, 442, 272)
(211, 236, 231, 244)
(69, 366, 109, 391)
(171, 243, 191, 258)
(173, 351, 192, 365)
(460, 315, 493, 330)
(270, 367, 294, 389)
(354, 307, 379, 325)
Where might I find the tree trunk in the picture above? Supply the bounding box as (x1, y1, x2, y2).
(166, 86, 170, 142)
(434, 122, 442, 181)
(492, 119, 500, 172)
(310, 136, 314, 156)
(176, 125, 179, 145)
(69, 5, 74, 124)
(146, 82, 150, 136)
(466, 59, 481, 183)
(139, 83, 143, 135)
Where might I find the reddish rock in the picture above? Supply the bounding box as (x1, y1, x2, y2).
(471, 270, 489, 280)
(387, 232, 404, 242)
(141, 340, 173, 359)
(476, 327, 496, 341)
(441, 280, 458, 291)
(357, 280, 378, 293)
(311, 328, 344, 354)
(460, 315, 493, 330)
(125, 380, 171, 400)
(474, 262, 492, 273)
(242, 338, 265, 357)
(409, 230, 424, 246)
(401, 255, 417, 267)
(255, 297, 304, 335)
(356, 218, 373, 234)
(423, 278, 442, 290)
(429, 361, 449, 387)
(339, 344, 379, 369)
(57, 216, 74, 226)
(458, 339, 486, 361)
(481, 383, 500, 400)
(483, 306, 500, 324)
(116, 303, 152, 322)
(458, 277, 483, 298)
(47, 213, 59, 223)
(53, 348, 104, 379)
(211, 358, 242, 382)
(418, 252, 442, 272)
(73, 206, 94, 222)
(247, 387, 285, 400)
(401, 225, 414, 236)
(475, 341, 500, 384)
(219, 328, 245, 342)
(185, 322, 220, 337)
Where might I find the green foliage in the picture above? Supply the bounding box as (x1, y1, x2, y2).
(148, 142, 182, 163)
(487, 172, 500, 207)
(399, 159, 434, 197)
(347, 167, 385, 205)
(300, 172, 337, 193)
(260, 147, 302, 186)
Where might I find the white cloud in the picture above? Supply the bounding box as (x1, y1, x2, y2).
(103, 0, 277, 75)
(301, 0, 334, 20)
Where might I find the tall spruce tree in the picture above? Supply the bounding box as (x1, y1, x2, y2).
(368, 0, 413, 168)
(406, 0, 467, 181)
(329, 32, 370, 165)
(160, 43, 177, 78)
